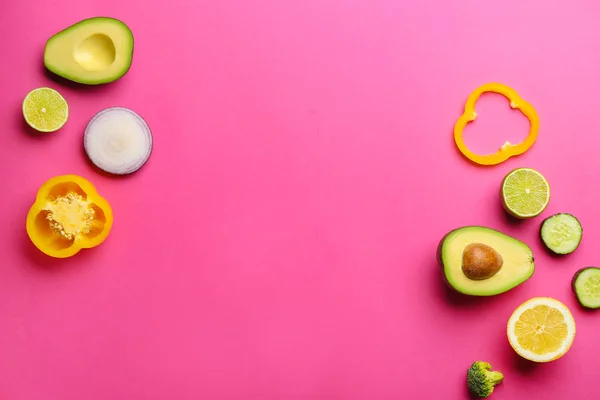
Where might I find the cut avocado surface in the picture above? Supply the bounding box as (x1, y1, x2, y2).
(44, 17, 134, 85)
(437, 226, 535, 296)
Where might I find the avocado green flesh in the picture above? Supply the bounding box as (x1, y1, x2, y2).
(44, 17, 134, 85)
(440, 226, 534, 296)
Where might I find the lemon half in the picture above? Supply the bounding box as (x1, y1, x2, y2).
(507, 297, 576, 363)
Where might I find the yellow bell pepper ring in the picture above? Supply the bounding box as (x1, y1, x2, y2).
(26, 174, 114, 258)
(453, 83, 540, 166)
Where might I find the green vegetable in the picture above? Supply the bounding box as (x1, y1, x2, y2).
(466, 361, 504, 398)
(572, 266, 600, 309)
(540, 213, 583, 255)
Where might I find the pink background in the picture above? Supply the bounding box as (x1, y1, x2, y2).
(1, 0, 599, 398)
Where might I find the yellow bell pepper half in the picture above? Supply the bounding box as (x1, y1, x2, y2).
(453, 83, 540, 166)
(26, 174, 114, 258)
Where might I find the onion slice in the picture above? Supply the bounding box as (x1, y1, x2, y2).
(84, 107, 153, 175)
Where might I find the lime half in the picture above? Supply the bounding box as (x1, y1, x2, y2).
(22, 87, 69, 132)
(501, 168, 550, 218)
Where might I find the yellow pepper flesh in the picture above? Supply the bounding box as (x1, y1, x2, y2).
(453, 83, 540, 166)
(26, 174, 114, 258)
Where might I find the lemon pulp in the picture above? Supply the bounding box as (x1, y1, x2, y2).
(501, 168, 550, 218)
(22, 87, 69, 132)
(507, 297, 575, 362)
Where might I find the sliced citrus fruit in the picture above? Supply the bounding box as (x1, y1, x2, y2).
(22, 87, 69, 132)
(507, 297, 576, 363)
(501, 167, 550, 218)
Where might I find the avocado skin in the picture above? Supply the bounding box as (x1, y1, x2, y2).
(436, 229, 454, 290)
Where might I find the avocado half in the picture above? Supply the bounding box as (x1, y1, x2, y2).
(44, 17, 134, 85)
(437, 226, 535, 296)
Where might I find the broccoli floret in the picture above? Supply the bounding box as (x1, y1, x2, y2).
(466, 361, 504, 398)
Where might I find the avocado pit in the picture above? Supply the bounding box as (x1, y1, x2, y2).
(462, 243, 503, 280)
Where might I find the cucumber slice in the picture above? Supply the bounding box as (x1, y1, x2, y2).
(540, 213, 582, 255)
(572, 267, 600, 309)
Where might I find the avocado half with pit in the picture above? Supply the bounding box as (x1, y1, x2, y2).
(437, 226, 535, 296)
(44, 17, 134, 85)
